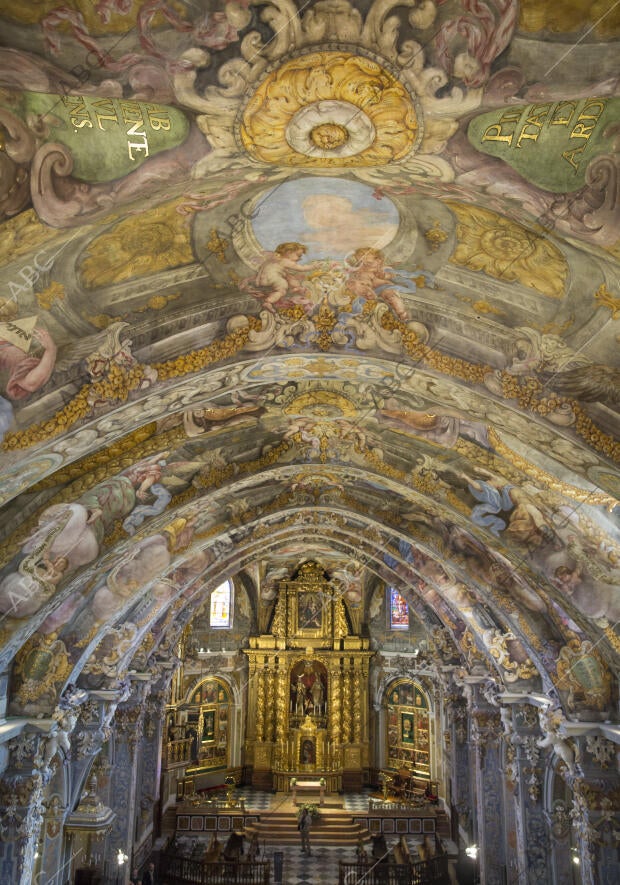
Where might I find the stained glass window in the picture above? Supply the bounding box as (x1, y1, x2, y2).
(390, 587, 409, 630)
(210, 579, 232, 628)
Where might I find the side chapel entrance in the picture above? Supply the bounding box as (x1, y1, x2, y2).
(244, 561, 373, 791)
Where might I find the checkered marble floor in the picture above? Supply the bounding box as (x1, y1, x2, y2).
(343, 789, 373, 812)
(235, 786, 274, 810)
(263, 843, 358, 884)
(234, 786, 373, 813)
(174, 788, 419, 883)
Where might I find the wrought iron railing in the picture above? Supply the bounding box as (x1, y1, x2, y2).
(160, 852, 270, 884)
(338, 855, 449, 884)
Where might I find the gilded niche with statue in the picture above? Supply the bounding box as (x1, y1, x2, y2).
(244, 561, 373, 791)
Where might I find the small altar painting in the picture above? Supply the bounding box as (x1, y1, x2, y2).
(202, 710, 215, 741)
(300, 739, 316, 764)
(299, 592, 322, 629)
(401, 713, 414, 744)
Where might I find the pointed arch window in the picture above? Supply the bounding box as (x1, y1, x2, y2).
(210, 579, 232, 628)
(389, 587, 409, 630)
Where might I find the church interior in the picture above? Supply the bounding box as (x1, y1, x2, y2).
(0, 1, 618, 883)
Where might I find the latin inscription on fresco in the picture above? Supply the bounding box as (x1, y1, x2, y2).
(63, 95, 173, 158)
(468, 97, 619, 192)
(14, 91, 190, 182)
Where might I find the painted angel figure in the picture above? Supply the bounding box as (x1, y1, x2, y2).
(241, 242, 323, 313)
(345, 248, 434, 322)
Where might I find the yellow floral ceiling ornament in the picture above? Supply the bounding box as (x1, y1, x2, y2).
(424, 220, 449, 252)
(594, 283, 620, 319)
(183, 0, 489, 181)
(36, 280, 66, 311)
(79, 199, 194, 289)
(446, 202, 568, 299)
(284, 389, 359, 418)
(238, 52, 421, 167)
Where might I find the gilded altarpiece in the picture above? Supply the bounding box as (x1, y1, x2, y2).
(386, 679, 431, 777)
(244, 562, 373, 791)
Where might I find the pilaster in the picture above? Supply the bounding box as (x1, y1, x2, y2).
(107, 686, 148, 881)
(510, 703, 552, 885)
(446, 691, 470, 839)
(134, 689, 167, 860)
(471, 705, 505, 885)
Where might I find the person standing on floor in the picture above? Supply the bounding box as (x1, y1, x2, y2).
(299, 806, 312, 855)
(141, 861, 156, 885)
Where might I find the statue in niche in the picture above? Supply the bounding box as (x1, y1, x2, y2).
(291, 661, 327, 717)
(311, 677, 324, 714)
(294, 676, 305, 715)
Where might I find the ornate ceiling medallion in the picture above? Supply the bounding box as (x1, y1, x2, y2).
(239, 52, 421, 167)
(287, 100, 374, 158)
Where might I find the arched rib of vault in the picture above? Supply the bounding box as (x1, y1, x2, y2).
(0, 442, 605, 636)
(1, 342, 618, 510)
(0, 460, 548, 660)
(3, 456, 613, 713)
(2, 349, 617, 653)
(9, 507, 558, 717)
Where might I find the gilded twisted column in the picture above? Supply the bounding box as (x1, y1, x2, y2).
(328, 663, 342, 749)
(360, 658, 370, 742)
(352, 666, 361, 744)
(256, 665, 267, 742)
(275, 658, 287, 746)
(341, 659, 351, 743)
(266, 657, 277, 742)
(245, 657, 259, 742)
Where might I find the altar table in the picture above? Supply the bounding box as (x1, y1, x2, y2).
(291, 779, 325, 806)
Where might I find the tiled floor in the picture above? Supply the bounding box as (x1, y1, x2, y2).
(235, 786, 372, 812)
(235, 786, 275, 810)
(343, 791, 373, 812)
(264, 843, 362, 884)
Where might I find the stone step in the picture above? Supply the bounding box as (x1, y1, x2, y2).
(245, 810, 371, 846)
(245, 820, 368, 832)
(244, 830, 370, 845)
(246, 811, 362, 823)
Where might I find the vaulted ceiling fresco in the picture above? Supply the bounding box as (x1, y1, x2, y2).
(0, 0, 618, 727)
